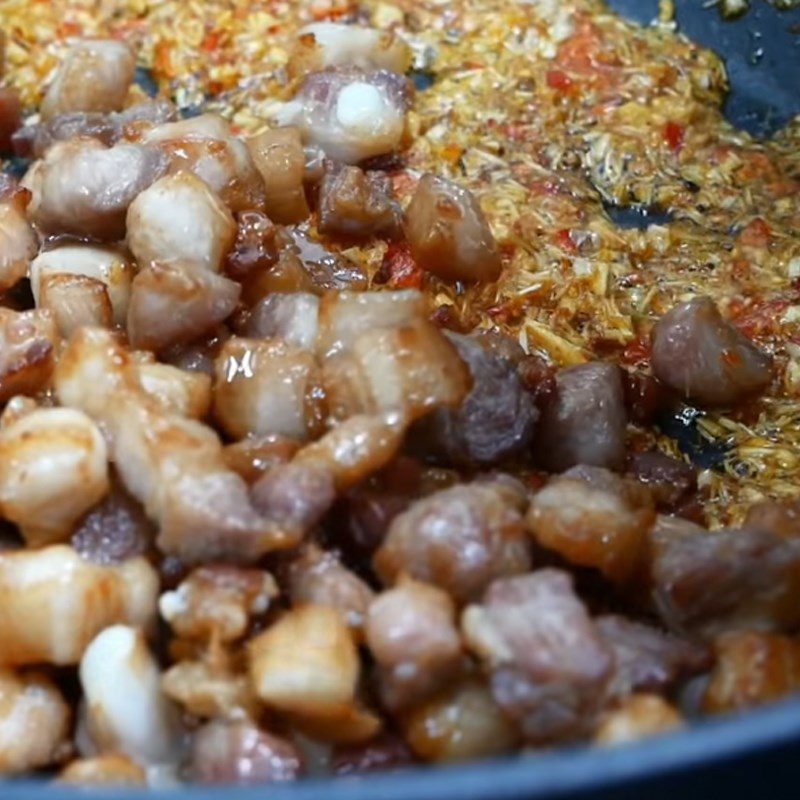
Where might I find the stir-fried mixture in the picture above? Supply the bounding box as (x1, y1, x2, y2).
(0, 0, 799, 788)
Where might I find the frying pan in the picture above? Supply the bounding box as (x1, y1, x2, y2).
(2, 1, 800, 797)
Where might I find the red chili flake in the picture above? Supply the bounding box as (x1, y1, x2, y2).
(730, 294, 796, 341)
(546, 69, 573, 92)
(738, 218, 772, 249)
(382, 242, 423, 289)
(663, 121, 684, 153)
(731, 259, 751, 280)
(154, 40, 174, 79)
(56, 21, 82, 38)
(619, 336, 652, 368)
(201, 31, 222, 52)
(554, 228, 577, 254)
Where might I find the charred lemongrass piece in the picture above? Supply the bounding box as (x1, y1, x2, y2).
(40, 39, 135, 120)
(0, 408, 110, 547)
(0, 545, 158, 667)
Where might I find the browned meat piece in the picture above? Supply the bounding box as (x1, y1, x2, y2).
(316, 289, 424, 357)
(703, 631, 800, 714)
(651, 296, 772, 407)
(213, 337, 326, 442)
(535, 362, 627, 473)
(0, 669, 70, 774)
(332, 457, 423, 562)
(24, 139, 168, 239)
(245, 126, 310, 224)
(246, 229, 368, 301)
(276, 67, 412, 164)
(0, 309, 58, 404)
(242, 292, 320, 350)
(222, 434, 301, 483)
(318, 166, 401, 239)
(162, 329, 229, 377)
(331, 732, 416, 776)
(58, 755, 147, 787)
(462, 569, 613, 743)
(627, 451, 698, 512)
(251, 462, 336, 532)
(12, 101, 178, 159)
(404, 174, 501, 283)
(141, 114, 266, 213)
(365, 577, 462, 710)
(159, 565, 278, 642)
(322, 320, 470, 423)
(744, 499, 800, 539)
(401, 679, 519, 763)
(71, 484, 155, 565)
(0, 87, 21, 153)
(293, 413, 406, 492)
(0, 182, 38, 294)
(622, 370, 674, 426)
(127, 262, 241, 353)
(40, 39, 135, 120)
(414, 332, 538, 468)
(594, 695, 683, 746)
(287, 544, 374, 633)
(596, 615, 709, 699)
(224, 210, 280, 280)
(649, 524, 800, 639)
(527, 466, 654, 583)
(190, 720, 304, 786)
(39, 274, 113, 338)
(374, 480, 531, 603)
